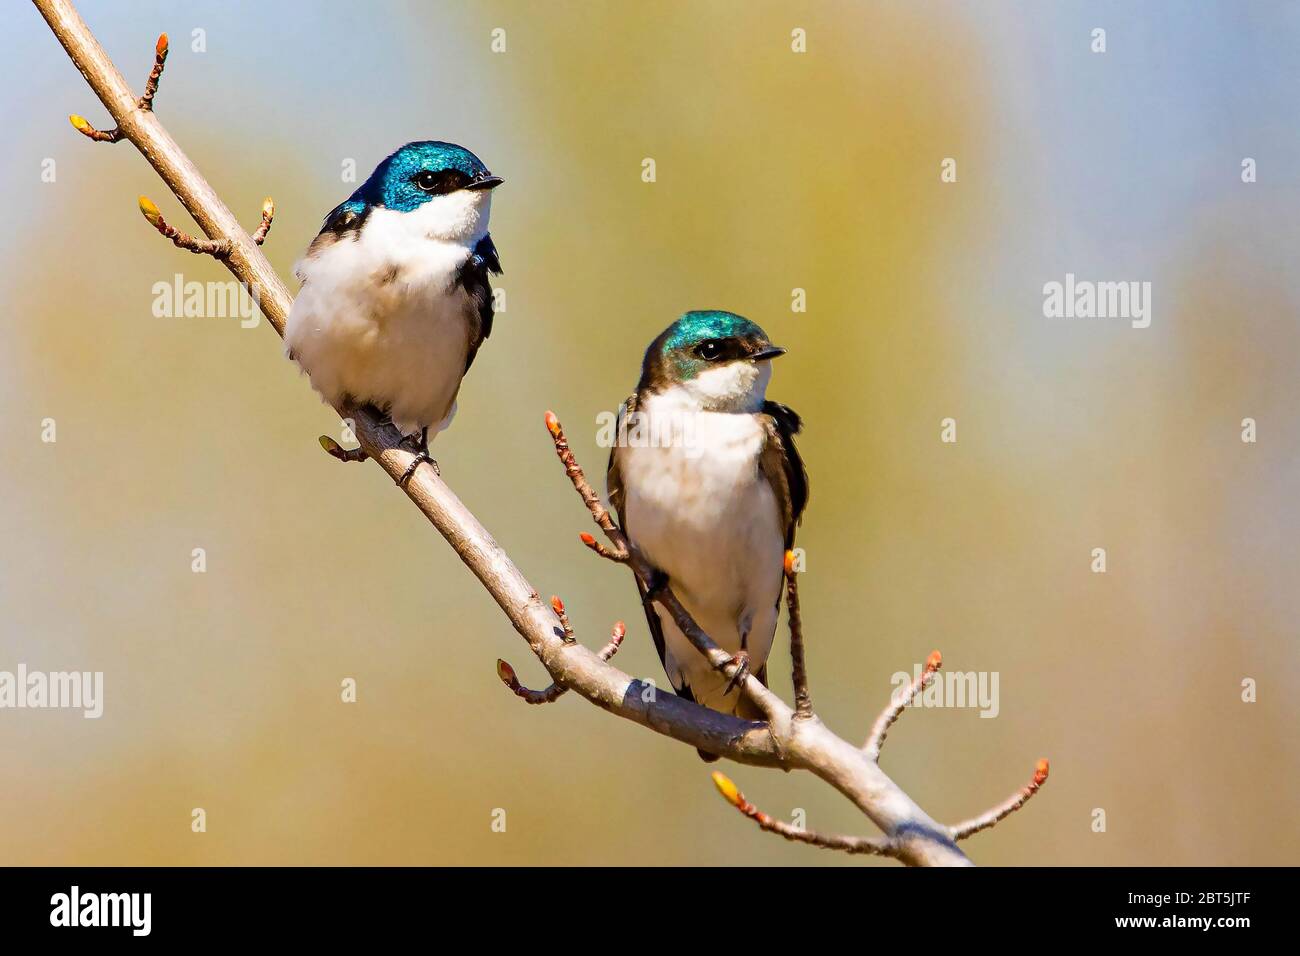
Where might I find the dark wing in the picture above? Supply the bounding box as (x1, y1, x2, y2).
(607, 393, 689, 699)
(455, 234, 503, 374)
(605, 391, 637, 518)
(759, 401, 809, 550)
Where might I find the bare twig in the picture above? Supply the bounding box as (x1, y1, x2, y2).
(550, 595, 576, 643)
(139, 31, 167, 111)
(497, 621, 626, 705)
(545, 411, 626, 550)
(68, 112, 121, 142)
(137, 194, 274, 258)
(712, 772, 893, 857)
(36, 0, 1050, 866)
(496, 658, 568, 705)
(784, 551, 813, 719)
(864, 649, 942, 759)
(68, 31, 166, 142)
(951, 760, 1051, 841)
(251, 197, 275, 246)
(137, 195, 231, 256)
(318, 435, 368, 463)
(578, 531, 628, 563)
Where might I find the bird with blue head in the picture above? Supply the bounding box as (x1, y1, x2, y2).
(286, 140, 505, 484)
(607, 310, 808, 759)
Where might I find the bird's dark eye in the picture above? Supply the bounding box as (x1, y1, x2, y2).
(414, 169, 470, 195)
(696, 340, 723, 361)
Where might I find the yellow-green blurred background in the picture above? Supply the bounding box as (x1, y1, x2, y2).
(3, 1, 1297, 865)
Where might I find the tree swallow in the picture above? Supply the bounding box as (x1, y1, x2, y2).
(286, 141, 504, 483)
(607, 311, 808, 759)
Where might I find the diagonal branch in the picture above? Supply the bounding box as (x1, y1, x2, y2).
(35, 0, 1050, 866)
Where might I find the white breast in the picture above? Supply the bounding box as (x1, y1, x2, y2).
(620, 390, 785, 714)
(285, 201, 488, 436)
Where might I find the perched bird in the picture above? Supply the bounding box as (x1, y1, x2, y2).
(607, 311, 807, 758)
(286, 141, 504, 483)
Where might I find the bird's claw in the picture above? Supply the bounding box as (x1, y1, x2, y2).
(397, 450, 438, 486)
(723, 651, 752, 695)
(394, 429, 438, 486)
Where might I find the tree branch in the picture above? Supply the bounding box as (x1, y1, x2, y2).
(36, 0, 1049, 866)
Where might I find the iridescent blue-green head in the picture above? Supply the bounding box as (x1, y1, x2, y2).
(355, 141, 502, 211)
(639, 310, 786, 410)
(344, 141, 503, 241)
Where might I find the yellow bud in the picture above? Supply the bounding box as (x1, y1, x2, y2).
(69, 114, 91, 133)
(261, 197, 275, 219)
(318, 435, 342, 454)
(711, 772, 743, 808)
(137, 195, 161, 226)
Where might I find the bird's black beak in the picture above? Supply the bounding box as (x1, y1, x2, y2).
(751, 344, 787, 361)
(466, 174, 504, 191)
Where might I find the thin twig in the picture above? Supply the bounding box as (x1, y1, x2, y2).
(579, 531, 628, 563)
(550, 595, 576, 643)
(951, 760, 1051, 841)
(137, 194, 274, 258)
(498, 621, 626, 705)
(139, 32, 167, 111)
(864, 650, 942, 759)
(318, 435, 367, 463)
(545, 411, 626, 549)
(68, 32, 167, 142)
(711, 772, 895, 858)
(68, 113, 121, 142)
(251, 197, 275, 245)
(138, 195, 232, 256)
(784, 550, 812, 719)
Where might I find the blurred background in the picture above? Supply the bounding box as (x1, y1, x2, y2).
(2, 0, 1297, 865)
